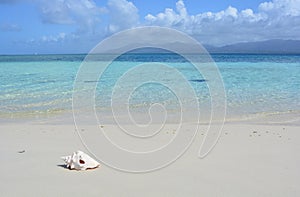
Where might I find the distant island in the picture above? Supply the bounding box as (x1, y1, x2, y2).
(125, 39, 300, 55)
(1, 39, 299, 55)
(205, 39, 300, 54)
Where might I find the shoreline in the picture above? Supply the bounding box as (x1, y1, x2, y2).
(1, 108, 300, 126)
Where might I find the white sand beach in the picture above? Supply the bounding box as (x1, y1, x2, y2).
(1, 121, 299, 196)
(1, 0, 300, 196)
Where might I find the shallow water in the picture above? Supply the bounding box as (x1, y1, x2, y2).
(0, 53, 299, 124)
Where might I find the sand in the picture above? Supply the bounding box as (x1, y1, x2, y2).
(0, 121, 299, 196)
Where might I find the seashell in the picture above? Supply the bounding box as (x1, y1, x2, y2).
(61, 150, 100, 170)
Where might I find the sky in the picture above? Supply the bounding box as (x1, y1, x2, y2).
(0, 0, 300, 54)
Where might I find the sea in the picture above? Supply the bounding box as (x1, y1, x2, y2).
(0, 53, 299, 124)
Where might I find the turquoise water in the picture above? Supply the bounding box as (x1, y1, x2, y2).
(0, 54, 299, 122)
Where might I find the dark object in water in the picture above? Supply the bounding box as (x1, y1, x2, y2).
(18, 150, 25, 153)
(189, 79, 207, 83)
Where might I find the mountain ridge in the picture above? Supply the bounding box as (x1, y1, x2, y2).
(205, 39, 300, 54)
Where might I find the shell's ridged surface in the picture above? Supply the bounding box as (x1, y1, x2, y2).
(61, 151, 100, 170)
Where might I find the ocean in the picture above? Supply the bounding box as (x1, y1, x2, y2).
(0, 53, 299, 124)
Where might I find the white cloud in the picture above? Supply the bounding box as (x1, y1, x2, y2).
(34, 0, 139, 36)
(106, 0, 139, 33)
(36, 0, 105, 34)
(41, 32, 66, 42)
(224, 6, 238, 18)
(145, 0, 300, 45)
(241, 9, 254, 18)
(259, 0, 300, 16)
(176, 0, 188, 18)
(145, 0, 189, 28)
(26, 32, 67, 44)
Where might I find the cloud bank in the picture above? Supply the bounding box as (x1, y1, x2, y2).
(3, 0, 300, 47)
(145, 0, 300, 45)
(29, 0, 300, 46)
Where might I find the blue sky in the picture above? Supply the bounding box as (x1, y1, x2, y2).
(1, 0, 300, 54)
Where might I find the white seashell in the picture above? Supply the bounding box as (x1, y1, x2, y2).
(61, 150, 100, 170)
